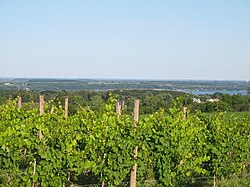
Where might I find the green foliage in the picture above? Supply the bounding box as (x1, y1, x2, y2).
(190, 93, 250, 113)
(0, 97, 249, 186)
(136, 103, 210, 186)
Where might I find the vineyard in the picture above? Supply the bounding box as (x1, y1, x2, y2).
(0, 96, 250, 186)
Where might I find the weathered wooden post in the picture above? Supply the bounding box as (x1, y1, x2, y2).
(18, 96, 22, 110)
(214, 175, 216, 187)
(64, 96, 71, 186)
(116, 100, 122, 118)
(133, 100, 139, 125)
(32, 159, 37, 187)
(40, 95, 44, 116)
(130, 99, 139, 187)
(39, 95, 44, 140)
(183, 107, 187, 120)
(65, 96, 69, 118)
(50, 107, 54, 114)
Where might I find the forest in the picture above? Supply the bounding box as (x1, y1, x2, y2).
(0, 89, 249, 115)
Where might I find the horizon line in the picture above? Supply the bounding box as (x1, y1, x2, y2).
(0, 77, 249, 82)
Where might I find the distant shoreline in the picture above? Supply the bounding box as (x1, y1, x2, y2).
(0, 78, 249, 94)
(179, 89, 248, 95)
(0, 77, 249, 82)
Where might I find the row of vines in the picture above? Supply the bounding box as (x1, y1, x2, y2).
(0, 97, 250, 186)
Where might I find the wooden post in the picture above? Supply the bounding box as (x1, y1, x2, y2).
(67, 171, 71, 187)
(64, 96, 70, 185)
(133, 99, 139, 127)
(183, 107, 187, 120)
(18, 96, 22, 110)
(116, 100, 122, 117)
(120, 100, 125, 110)
(8, 174, 11, 186)
(32, 159, 37, 187)
(39, 96, 44, 140)
(213, 175, 216, 187)
(130, 99, 139, 187)
(40, 95, 44, 116)
(65, 97, 68, 118)
(50, 107, 54, 114)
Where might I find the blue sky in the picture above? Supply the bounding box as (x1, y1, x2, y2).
(0, 0, 249, 80)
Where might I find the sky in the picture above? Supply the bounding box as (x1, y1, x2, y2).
(0, 0, 249, 80)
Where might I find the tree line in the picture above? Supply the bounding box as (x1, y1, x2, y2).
(0, 89, 249, 115)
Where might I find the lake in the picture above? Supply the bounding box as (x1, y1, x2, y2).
(180, 90, 248, 95)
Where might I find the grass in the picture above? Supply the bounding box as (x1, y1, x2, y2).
(204, 111, 250, 119)
(223, 111, 250, 119)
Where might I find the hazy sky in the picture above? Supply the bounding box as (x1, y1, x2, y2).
(0, 0, 249, 80)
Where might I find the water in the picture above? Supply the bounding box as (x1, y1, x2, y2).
(180, 90, 248, 95)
